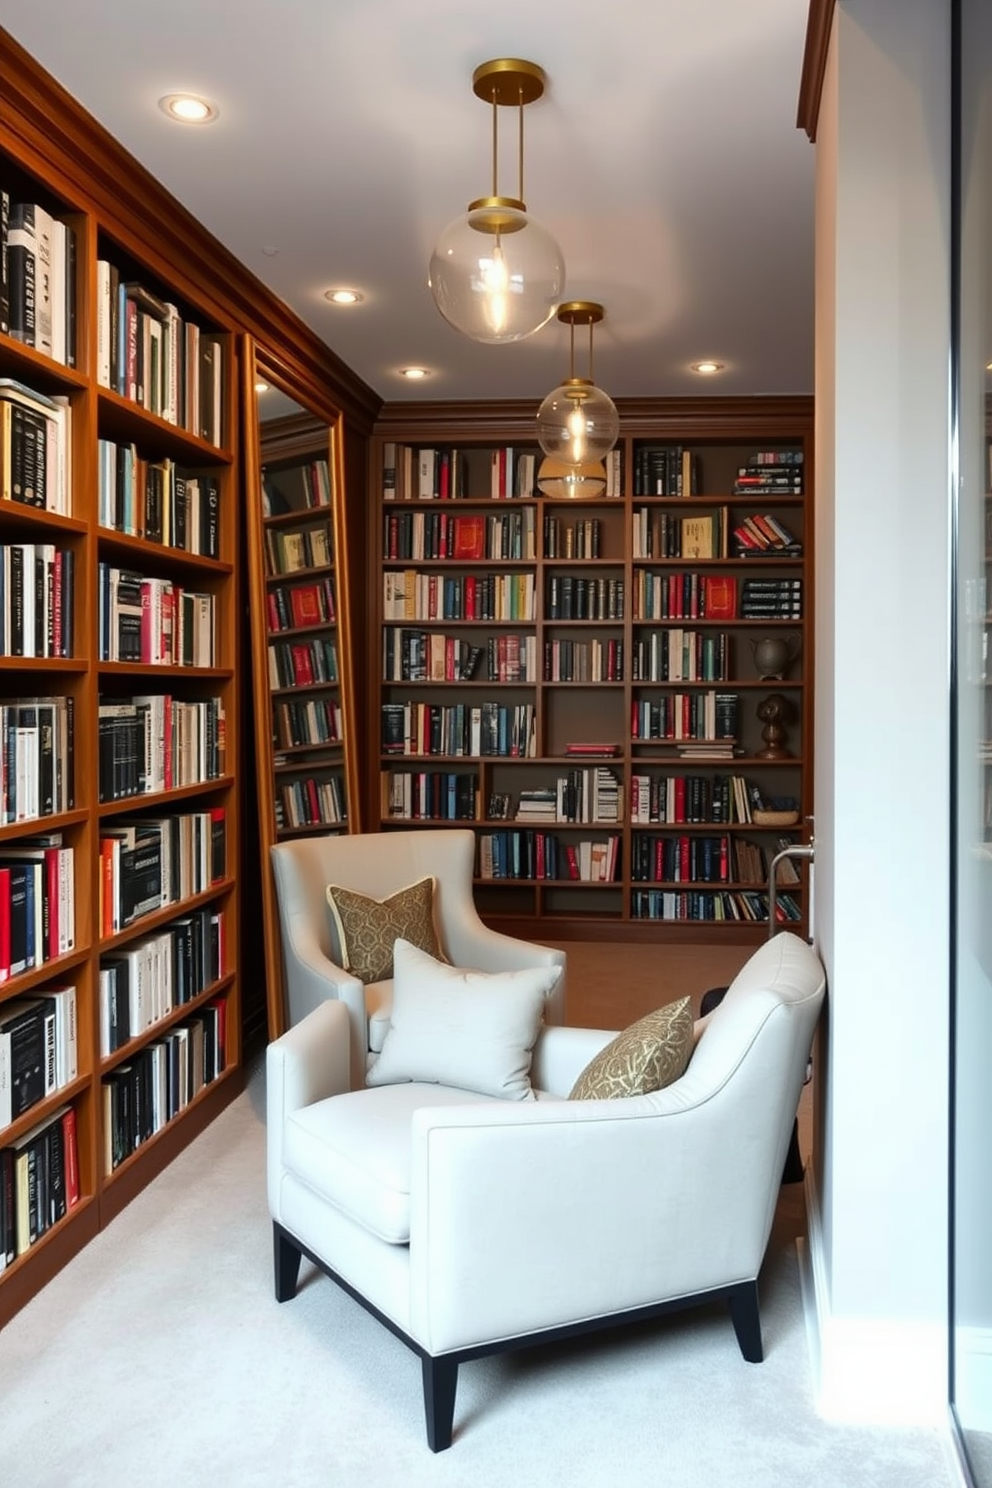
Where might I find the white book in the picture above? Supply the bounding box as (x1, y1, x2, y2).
(49, 218, 65, 364)
(96, 259, 112, 386)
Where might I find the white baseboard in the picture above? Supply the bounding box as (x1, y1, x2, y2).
(798, 1165, 947, 1427)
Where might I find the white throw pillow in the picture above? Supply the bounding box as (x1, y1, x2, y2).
(365, 938, 561, 1101)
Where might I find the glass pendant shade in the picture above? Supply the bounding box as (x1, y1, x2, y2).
(537, 456, 608, 500)
(536, 378, 620, 465)
(429, 200, 565, 343)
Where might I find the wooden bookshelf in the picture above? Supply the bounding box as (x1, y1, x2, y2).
(0, 29, 377, 1325)
(242, 345, 362, 1040)
(370, 398, 814, 943)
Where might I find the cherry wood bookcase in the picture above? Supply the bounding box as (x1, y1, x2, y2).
(0, 31, 377, 1324)
(370, 397, 814, 944)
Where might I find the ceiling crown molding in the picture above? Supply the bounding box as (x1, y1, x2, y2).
(797, 0, 837, 142)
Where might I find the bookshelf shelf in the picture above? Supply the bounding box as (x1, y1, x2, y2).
(371, 399, 813, 942)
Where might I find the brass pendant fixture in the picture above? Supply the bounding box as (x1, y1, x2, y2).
(428, 59, 565, 344)
(536, 301, 619, 499)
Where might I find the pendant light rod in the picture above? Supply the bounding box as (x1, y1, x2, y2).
(473, 59, 546, 208)
(557, 300, 605, 385)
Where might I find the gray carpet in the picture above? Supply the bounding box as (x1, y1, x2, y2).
(0, 1055, 953, 1488)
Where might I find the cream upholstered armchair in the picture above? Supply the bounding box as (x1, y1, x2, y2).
(266, 930, 826, 1450)
(269, 828, 567, 1087)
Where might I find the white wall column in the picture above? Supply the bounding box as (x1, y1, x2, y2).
(801, 0, 952, 1425)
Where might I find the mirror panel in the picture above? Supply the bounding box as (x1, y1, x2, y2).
(242, 339, 361, 1041)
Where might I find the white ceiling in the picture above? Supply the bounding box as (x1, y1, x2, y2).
(0, 0, 815, 406)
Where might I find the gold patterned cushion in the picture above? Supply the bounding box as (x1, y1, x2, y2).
(325, 877, 444, 984)
(569, 997, 694, 1100)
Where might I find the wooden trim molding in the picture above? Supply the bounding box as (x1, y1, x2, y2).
(797, 0, 837, 142)
(0, 25, 382, 430)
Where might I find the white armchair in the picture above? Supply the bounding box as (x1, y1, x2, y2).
(269, 828, 567, 1088)
(266, 931, 826, 1450)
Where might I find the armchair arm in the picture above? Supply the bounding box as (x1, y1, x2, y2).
(281, 914, 368, 1086)
(442, 919, 568, 1025)
(407, 1090, 777, 1354)
(530, 1024, 615, 1096)
(266, 999, 351, 1220)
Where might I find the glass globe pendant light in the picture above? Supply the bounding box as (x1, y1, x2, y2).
(429, 59, 565, 344)
(537, 302, 619, 497)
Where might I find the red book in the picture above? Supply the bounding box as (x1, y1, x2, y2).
(702, 575, 738, 621)
(52, 549, 63, 657)
(452, 516, 485, 560)
(289, 584, 321, 629)
(464, 573, 477, 619)
(62, 1105, 80, 1209)
(0, 867, 10, 983)
(45, 847, 60, 959)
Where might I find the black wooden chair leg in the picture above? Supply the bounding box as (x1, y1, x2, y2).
(422, 1355, 459, 1452)
(273, 1224, 303, 1302)
(728, 1280, 763, 1363)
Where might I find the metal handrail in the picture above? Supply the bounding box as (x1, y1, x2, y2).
(767, 841, 815, 939)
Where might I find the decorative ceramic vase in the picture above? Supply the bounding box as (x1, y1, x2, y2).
(750, 634, 801, 681)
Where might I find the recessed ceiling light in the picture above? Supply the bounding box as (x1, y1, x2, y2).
(255, 381, 269, 394)
(325, 288, 364, 305)
(158, 93, 219, 124)
(691, 361, 725, 375)
(399, 367, 430, 380)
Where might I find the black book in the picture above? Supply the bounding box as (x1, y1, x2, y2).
(0, 998, 48, 1120)
(201, 476, 220, 558)
(63, 221, 77, 368)
(0, 187, 8, 337)
(6, 201, 36, 346)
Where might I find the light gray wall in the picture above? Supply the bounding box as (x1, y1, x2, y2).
(808, 0, 952, 1419)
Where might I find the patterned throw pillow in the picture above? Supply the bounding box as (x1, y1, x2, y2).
(325, 876, 444, 984)
(569, 997, 694, 1100)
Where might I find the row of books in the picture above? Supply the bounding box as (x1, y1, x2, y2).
(268, 635, 338, 691)
(632, 571, 740, 622)
(102, 1000, 227, 1172)
(631, 628, 729, 683)
(631, 834, 734, 884)
(477, 831, 621, 883)
(546, 574, 625, 622)
(99, 909, 226, 1055)
(0, 542, 75, 658)
(631, 691, 739, 744)
(97, 694, 226, 802)
(740, 577, 803, 618)
(97, 440, 220, 557)
(630, 889, 802, 922)
(543, 515, 602, 560)
(95, 262, 225, 446)
(383, 629, 486, 685)
(0, 985, 77, 1129)
(631, 834, 775, 885)
(383, 570, 536, 624)
(1, 1103, 80, 1266)
(630, 773, 763, 826)
(266, 576, 336, 635)
(0, 378, 72, 512)
(1, 197, 77, 366)
(98, 807, 226, 937)
(382, 770, 479, 823)
(98, 566, 217, 666)
(264, 520, 332, 577)
(274, 771, 347, 831)
(514, 767, 622, 825)
(633, 445, 699, 498)
(633, 506, 729, 560)
(0, 696, 74, 825)
(384, 444, 624, 502)
(261, 456, 332, 516)
(733, 456, 804, 496)
(544, 637, 623, 683)
(0, 836, 74, 982)
(731, 512, 801, 557)
(381, 701, 538, 759)
(272, 696, 342, 750)
(382, 507, 537, 563)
